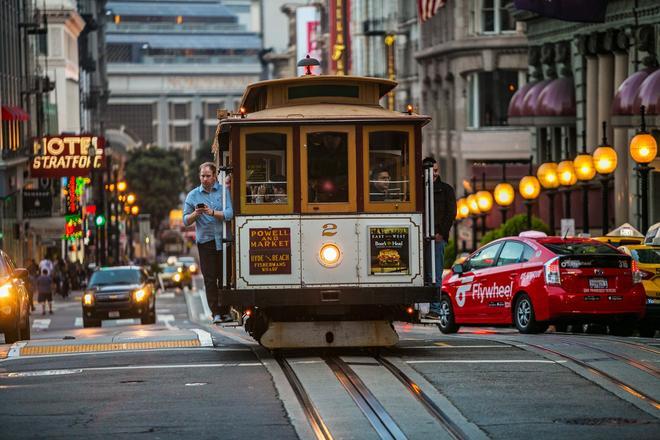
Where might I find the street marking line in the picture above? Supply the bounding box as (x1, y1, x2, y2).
(159, 292, 175, 299)
(7, 342, 26, 358)
(3, 362, 263, 377)
(32, 319, 51, 329)
(157, 314, 177, 330)
(74, 317, 83, 327)
(406, 359, 567, 364)
(212, 325, 259, 346)
(191, 328, 214, 347)
(405, 345, 510, 349)
(18, 339, 201, 356)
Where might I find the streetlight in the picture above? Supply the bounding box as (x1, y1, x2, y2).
(476, 172, 493, 237)
(494, 163, 515, 224)
(629, 105, 658, 233)
(574, 131, 595, 234)
(126, 193, 136, 206)
(467, 178, 481, 251)
(457, 198, 470, 219)
(518, 158, 541, 230)
(593, 121, 618, 234)
(537, 143, 560, 235)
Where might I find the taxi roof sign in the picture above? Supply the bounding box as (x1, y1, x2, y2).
(606, 223, 644, 238)
(519, 231, 547, 238)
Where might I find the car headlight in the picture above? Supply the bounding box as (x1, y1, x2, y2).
(133, 289, 147, 302)
(173, 273, 181, 282)
(82, 292, 94, 305)
(189, 264, 197, 273)
(0, 282, 12, 298)
(319, 243, 341, 267)
(177, 267, 183, 273)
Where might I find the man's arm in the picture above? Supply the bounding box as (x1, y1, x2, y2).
(439, 184, 457, 237)
(209, 186, 234, 221)
(182, 194, 199, 226)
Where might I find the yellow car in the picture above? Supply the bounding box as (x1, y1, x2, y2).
(594, 223, 645, 248)
(618, 244, 660, 337)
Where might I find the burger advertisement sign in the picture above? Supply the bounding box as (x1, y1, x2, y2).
(30, 135, 105, 178)
(369, 226, 410, 275)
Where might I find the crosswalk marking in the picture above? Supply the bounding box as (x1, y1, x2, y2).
(157, 314, 177, 330)
(159, 292, 175, 299)
(32, 319, 51, 329)
(74, 317, 83, 327)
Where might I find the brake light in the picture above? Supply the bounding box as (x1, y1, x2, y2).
(632, 260, 643, 284)
(544, 257, 561, 285)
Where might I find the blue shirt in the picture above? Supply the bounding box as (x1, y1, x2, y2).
(183, 182, 233, 250)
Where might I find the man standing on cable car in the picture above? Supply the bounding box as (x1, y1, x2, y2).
(423, 156, 456, 318)
(183, 162, 234, 324)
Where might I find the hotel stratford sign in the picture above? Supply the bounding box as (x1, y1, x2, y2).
(30, 135, 105, 177)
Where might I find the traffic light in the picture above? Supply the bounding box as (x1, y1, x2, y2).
(95, 214, 106, 227)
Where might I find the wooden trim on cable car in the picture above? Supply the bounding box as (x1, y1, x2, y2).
(300, 125, 357, 214)
(362, 125, 416, 213)
(239, 126, 294, 215)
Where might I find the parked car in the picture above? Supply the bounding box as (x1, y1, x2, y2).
(81, 266, 156, 327)
(619, 244, 660, 337)
(0, 250, 31, 343)
(439, 232, 646, 336)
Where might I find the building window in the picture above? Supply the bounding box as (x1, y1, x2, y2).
(169, 102, 190, 120)
(480, 0, 515, 34)
(204, 101, 225, 119)
(106, 104, 154, 143)
(170, 124, 191, 142)
(467, 70, 518, 128)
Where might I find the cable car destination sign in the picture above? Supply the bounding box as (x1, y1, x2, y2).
(30, 135, 105, 177)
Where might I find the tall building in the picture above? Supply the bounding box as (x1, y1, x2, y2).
(1, 0, 41, 262)
(416, 1, 530, 193)
(104, 0, 263, 157)
(511, 0, 660, 234)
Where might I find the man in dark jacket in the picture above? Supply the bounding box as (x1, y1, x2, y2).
(423, 157, 456, 315)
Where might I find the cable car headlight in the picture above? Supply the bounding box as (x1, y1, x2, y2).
(319, 243, 342, 267)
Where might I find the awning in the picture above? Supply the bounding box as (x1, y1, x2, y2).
(535, 76, 575, 125)
(611, 68, 659, 127)
(507, 82, 535, 125)
(1, 105, 30, 121)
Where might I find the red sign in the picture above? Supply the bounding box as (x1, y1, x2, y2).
(249, 228, 292, 275)
(30, 135, 105, 177)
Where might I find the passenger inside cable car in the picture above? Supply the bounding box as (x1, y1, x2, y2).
(370, 164, 393, 201)
(307, 132, 349, 203)
(266, 175, 287, 204)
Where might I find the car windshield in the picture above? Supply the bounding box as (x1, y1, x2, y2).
(179, 257, 194, 263)
(162, 266, 178, 273)
(89, 269, 141, 286)
(542, 242, 620, 255)
(631, 248, 660, 264)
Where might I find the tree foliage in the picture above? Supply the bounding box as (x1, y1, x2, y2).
(479, 214, 551, 247)
(124, 146, 185, 230)
(189, 139, 214, 185)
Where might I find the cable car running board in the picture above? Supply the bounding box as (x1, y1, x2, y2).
(260, 321, 398, 349)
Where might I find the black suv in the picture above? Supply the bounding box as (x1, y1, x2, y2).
(0, 250, 31, 343)
(82, 266, 156, 327)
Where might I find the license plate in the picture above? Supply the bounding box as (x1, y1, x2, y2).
(108, 311, 120, 318)
(589, 278, 608, 289)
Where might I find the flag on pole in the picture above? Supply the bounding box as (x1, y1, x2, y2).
(418, 0, 446, 22)
(513, 0, 607, 23)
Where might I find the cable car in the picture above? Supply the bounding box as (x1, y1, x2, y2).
(213, 62, 437, 348)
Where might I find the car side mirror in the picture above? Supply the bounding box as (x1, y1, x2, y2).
(452, 263, 464, 275)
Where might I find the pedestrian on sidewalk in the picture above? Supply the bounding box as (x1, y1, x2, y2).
(36, 269, 54, 315)
(183, 162, 234, 324)
(423, 156, 456, 317)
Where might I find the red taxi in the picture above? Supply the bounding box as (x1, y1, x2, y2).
(438, 233, 646, 336)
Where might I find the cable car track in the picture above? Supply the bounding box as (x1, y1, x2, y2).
(554, 337, 660, 378)
(521, 340, 660, 411)
(275, 353, 471, 440)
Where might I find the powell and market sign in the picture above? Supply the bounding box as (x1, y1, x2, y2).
(30, 135, 105, 178)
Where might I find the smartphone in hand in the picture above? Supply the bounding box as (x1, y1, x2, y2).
(196, 203, 207, 209)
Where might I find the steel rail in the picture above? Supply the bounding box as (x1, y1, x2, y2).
(555, 337, 660, 378)
(275, 356, 333, 440)
(570, 334, 660, 355)
(377, 356, 470, 440)
(522, 341, 660, 411)
(324, 356, 407, 440)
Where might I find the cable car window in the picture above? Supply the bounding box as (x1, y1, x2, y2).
(307, 132, 349, 203)
(368, 131, 410, 202)
(245, 132, 288, 205)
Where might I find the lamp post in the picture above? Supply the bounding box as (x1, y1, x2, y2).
(126, 193, 137, 261)
(593, 121, 618, 234)
(629, 105, 658, 233)
(557, 138, 577, 220)
(467, 190, 481, 251)
(518, 157, 541, 230)
(537, 141, 560, 235)
(494, 164, 515, 224)
(476, 172, 493, 237)
(574, 131, 596, 234)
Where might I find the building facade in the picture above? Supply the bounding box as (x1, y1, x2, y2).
(104, 0, 263, 157)
(512, 0, 660, 234)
